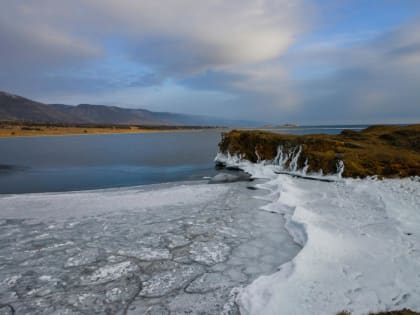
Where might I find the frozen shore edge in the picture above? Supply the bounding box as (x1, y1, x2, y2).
(215, 153, 420, 315)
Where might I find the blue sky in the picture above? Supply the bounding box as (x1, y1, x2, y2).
(1, 0, 420, 124)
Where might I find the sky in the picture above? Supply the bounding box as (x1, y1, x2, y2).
(1, 0, 420, 125)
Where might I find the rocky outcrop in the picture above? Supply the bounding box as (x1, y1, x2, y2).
(218, 125, 420, 178)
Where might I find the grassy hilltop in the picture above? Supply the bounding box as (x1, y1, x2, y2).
(219, 124, 420, 178)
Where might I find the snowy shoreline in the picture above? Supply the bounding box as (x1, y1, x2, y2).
(216, 153, 420, 315)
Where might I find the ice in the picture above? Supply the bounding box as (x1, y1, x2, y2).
(140, 264, 204, 297)
(218, 154, 420, 315)
(215, 150, 344, 180)
(81, 261, 139, 285)
(166, 290, 240, 315)
(0, 183, 228, 219)
(127, 302, 170, 315)
(209, 172, 252, 183)
(116, 248, 172, 261)
(223, 269, 248, 283)
(64, 248, 101, 267)
(167, 235, 190, 249)
(186, 272, 236, 293)
(0, 180, 300, 314)
(189, 241, 231, 265)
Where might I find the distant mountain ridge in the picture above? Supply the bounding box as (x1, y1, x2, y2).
(0, 91, 260, 126)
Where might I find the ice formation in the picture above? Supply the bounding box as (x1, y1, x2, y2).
(216, 152, 420, 315)
(215, 144, 344, 179)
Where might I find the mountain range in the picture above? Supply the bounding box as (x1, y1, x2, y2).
(0, 91, 260, 126)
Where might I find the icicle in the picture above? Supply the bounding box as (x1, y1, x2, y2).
(289, 146, 302, 172)
(279, 147, 289, 170)
(274, 146, 282, 165)
(302, 159, 309, 175)
(336, 160, 345, 178)
(255, 147, 261, 163)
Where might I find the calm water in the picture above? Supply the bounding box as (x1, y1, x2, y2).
(251, 124, 368, 135)
(0, 126, 367, 194)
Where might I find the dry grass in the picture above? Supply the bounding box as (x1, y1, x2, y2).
(219, 124, 420, 178)
(0, 122, 217, 137)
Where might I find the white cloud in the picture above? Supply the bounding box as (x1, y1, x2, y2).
(1, 0, 308, 72)
(0, 0, 309, 117)
(91, 0, 306, 65)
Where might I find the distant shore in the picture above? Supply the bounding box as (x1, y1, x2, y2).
(0, 122, 224, 138)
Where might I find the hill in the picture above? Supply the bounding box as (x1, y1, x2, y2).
(0, 91, 259, 126)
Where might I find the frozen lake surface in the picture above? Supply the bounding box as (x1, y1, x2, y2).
(0, 180, 300, 314)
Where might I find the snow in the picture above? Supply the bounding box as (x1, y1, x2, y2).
(216, 152, 420, 315)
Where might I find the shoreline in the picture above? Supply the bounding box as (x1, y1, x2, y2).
(217, 155, 420, 315)
(0, 126, 226, 138)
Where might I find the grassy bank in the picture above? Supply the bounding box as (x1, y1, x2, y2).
(219, 124, 420, 178)
(0, 122, 220, 137)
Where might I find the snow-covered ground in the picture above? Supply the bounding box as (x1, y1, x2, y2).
(0, 180, 300, 314)
(216, 153, 420, 315)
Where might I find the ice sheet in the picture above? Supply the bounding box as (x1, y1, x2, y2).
(0, 180, 300, 314)
(216, 152, 420, 315)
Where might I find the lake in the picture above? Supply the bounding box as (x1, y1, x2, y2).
(0, 126, 367, 194)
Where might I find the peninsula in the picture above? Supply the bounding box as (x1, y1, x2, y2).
(218, 124, 420, 178)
